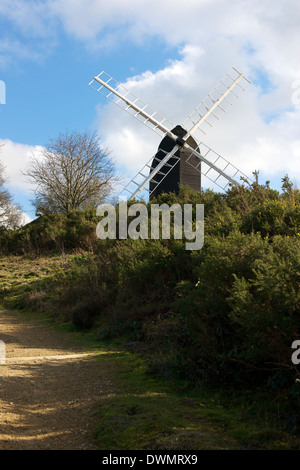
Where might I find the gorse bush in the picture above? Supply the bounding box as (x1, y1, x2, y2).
(242, 200, 300, 237)
(0, 209, 100, 253)
(173, 232, 269, 373)
(229, 236, 300, 366)
(173, 233, 300, 387)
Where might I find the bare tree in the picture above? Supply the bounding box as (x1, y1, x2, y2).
(25, 130, 119, 215)
(0, 145, 23, 229)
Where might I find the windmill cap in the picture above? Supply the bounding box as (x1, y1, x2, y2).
(171, 125, 187, 137)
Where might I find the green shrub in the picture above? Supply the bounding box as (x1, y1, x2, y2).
(0, 210, 100, 254)
(242, 200, 300, 237)
(228, 236, 300, 373)
(172, 232, 270, 381)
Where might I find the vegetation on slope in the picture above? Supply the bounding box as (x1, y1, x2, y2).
(0, 176, 299, 441)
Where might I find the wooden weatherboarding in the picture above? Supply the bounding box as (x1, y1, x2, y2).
(89, 68, 252, 200)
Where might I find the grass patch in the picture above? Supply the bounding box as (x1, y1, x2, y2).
(0, 253, 75, 311)
(93, 351, 299, 450)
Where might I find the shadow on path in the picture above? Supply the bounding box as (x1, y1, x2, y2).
(0, 310, 116, 450)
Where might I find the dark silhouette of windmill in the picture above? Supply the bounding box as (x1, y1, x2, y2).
(149, 124, 200, 199)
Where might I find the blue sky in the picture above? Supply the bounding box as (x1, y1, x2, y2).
(1, 33, 177, 145)
(1, 0, 300, 222)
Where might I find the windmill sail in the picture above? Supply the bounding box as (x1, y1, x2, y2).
(89, 68, 252, 200)
(181, 67, 250, 140)
(183, 141, 252, 191)
(89, 71, 174, 139)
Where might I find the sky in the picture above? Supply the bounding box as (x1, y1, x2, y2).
(0, 0, 300, 223)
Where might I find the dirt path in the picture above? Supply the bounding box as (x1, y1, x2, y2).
(0, 310, 114, 450)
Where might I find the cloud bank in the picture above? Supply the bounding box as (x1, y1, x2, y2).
(1, 0, 300, 197)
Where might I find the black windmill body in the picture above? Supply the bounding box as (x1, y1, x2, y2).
(149, 125, 201, 200)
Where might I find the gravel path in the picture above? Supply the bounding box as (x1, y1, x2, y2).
(0, 310, 113, 450)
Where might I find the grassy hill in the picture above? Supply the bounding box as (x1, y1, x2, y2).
(0, 180, 300, 445)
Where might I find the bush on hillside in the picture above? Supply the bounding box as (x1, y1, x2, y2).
(1, 179, 300, 409)
(0, 210, 99, 254)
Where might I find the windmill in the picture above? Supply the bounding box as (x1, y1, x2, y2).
(89, 68, 252, 201)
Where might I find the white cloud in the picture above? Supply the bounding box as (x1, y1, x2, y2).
(49, 0, 300, 72)
(19, 211, 33, 226)
(0, 0, 55, 37)
(0, 139, 38, 223)
(3, 0, 300, 80)
(0, 139, 41, 192)
(0, 0, 57, 66)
